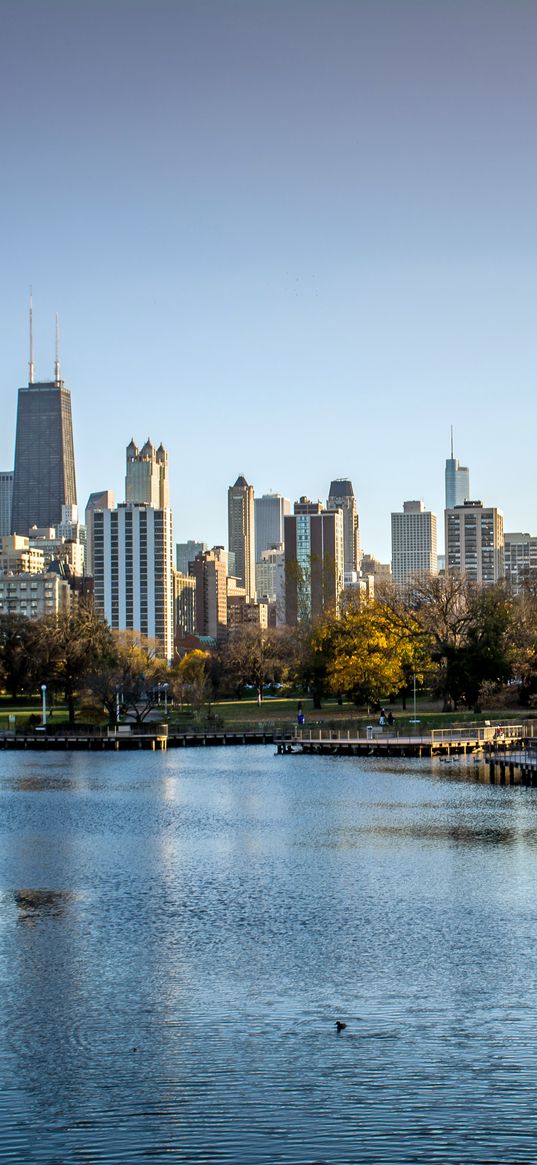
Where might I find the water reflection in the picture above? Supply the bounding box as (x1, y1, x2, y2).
(1, 748, 537, 1162)
(329, 822, 537, 847)
(14, 887, 74, 924)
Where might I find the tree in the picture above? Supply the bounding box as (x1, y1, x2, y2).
(289, 616, 336, 709)
(452, 586, 513, 709)
(85, 631, 169, 726)
(321, 596, 428, 708)
(35, 605, 115, 724)
(502, 584, 537, 707)
(394, 575, 513, 711)
(0, 615, 40, 699)
(219, 626, 285, 702)
(173, 649, 212, 715)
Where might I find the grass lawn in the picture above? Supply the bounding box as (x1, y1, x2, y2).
(0, 697, 71, 731)
(1, 693, 534, 736)
(168, 696, 535, 733)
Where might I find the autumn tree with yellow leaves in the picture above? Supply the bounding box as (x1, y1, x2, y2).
(312, 596, 429, 708)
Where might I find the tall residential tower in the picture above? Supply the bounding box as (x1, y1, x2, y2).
(91, 440, 173, 658)
(391, 500, 438, 584)
(445, 501, 504, 586)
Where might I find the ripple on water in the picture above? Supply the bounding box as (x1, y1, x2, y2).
(1, 748, 537, 1162)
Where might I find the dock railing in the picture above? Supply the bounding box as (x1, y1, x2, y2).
(430, 724, 525, 744)
(293, 726, 404, 743)
(292, 723, 528, 745)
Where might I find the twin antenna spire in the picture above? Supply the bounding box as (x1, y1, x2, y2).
(28, 290, 62, 385)
(55, 314, 61, 384)
(28, 288, 34, 384)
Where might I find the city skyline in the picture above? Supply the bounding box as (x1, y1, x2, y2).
(1, 2, 537, 559)
(0, 325, 529, 574)
(1, 345, 529, 566)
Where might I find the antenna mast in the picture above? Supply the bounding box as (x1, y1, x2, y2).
(450, 424, 454, 459)
(55, 314, 61, 384)
(29, 287, 35, 384)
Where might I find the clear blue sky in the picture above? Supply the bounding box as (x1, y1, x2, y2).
(1, 0, 536, 560)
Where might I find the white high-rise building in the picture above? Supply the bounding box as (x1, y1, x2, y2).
(92, 503, 174, 660)
(84, 490, 115, 577)
(391, 501, 438, 584)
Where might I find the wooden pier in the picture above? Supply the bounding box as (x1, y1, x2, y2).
(0, 723, 534, 764)
(0, 730, 170, 751)
(483, 743, 537, 786)
(275, 724, 528, 760)
(0, 727, 277, 751)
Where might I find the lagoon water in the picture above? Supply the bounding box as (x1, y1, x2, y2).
(1, 746, 537, 1163)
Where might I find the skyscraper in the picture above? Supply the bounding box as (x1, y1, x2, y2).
(445, 501, 504, 586)
(176, 540, 208, 575)
(125, 439, 169, 508)
(327, 479, 360, 573)
(0, 471, 13, 538)
(228, 475, 255, 600)
(391, 501, 438, 584)
(190, 548, 228, 643)
(11, 307, 77, 535)
(284, 503, 344, 624)
(173, 571, 197, 640)
(504, 532, 537, 592)
(91, 438, 173, 657)
(84, 490, 115, 576)
(254, 493, 290, 560)
(93, 504, 174, 659)
(445, 429, 470, 510)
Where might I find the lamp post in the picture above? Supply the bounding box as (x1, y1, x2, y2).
(409, 673, 420, 726)
(163, 682, 169, 717)
(41, 683, 47, 727)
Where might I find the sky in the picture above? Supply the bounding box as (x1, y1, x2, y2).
(1, 0, 536, 561)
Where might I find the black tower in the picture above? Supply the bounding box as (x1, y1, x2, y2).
(11, 307, 77, 535)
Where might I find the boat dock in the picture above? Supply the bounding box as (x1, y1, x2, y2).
(275, 724, 528, 759)
(0, 727, 277, 751)
(483, 743, 537, 786)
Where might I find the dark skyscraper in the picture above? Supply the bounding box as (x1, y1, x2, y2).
(11, 309, 77, 535)
(327, 478, 361, 575)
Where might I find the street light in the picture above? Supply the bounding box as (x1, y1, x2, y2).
(41, 683, 47, 727)
(163, 682, 169, 716)
(409, 673, 420, 725)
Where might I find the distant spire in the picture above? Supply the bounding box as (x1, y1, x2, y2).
(54, 314, 61, 384)
(450, 424, 454, 459)
(28, 287, 34, 384)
